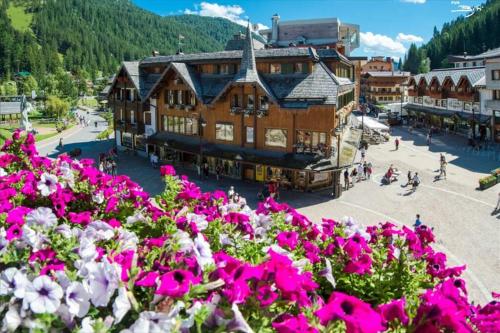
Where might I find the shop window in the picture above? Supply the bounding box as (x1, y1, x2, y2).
(122, 133, 133, 148)
(246, 127, 254, 143)
(135, 135, 146, 151)
(259, 96, 269, 110)
(216, 123, 234, 141)
(265, 128, 287, 148)
(270, 63, 281, 74)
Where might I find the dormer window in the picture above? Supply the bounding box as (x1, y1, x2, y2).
(190, 92, 196, 106)
(231, 94, 241, 107)
(168, 90, 174, 105)
(178, 90, 184, 105)
(270, 63, 281, 74)
(246, 95, 254, 109)
(260, 96, 269, 110)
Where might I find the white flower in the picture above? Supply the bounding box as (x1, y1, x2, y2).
(321, 259, 336, 288)
(292, 258, 311, 273)
(193, 234, 214, 270)
(0, 268, 29, 298)
(86, 260, 120, 307)
(117, 229, 139, 252)
(92, 191, 105, 204)
(0, 235, 8, 256)
(59, 162, 75, 189)
(228, 303, 255, 333)
(84, 221, 115, 241)
(25, 207, 58, 228)
(126, 306, 183, 333)
(66, 281, 90, 318)
(126, 211, 145, 225)
(80, 317, 95, 333)
(186, 213, 208, 231)
(24, 275, 63, 314)
(0, 167, 7, 177)
(181, 302, 203, 329)
(2, 305, 21, 332)
(55, 224, 73, 238)
(37, 173, 59, 196)
(21, 225, 47, 251)
(219, 233, 234, 246)
(173, 230, 194, 253)
(78, 238, 98, 262)
(112, 287, 131, 324)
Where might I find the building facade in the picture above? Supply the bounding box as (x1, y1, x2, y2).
(108, 26, 358, 192)
(448, 47, 500, 69)
(405, 67, 493, 139)
(485, 54, 500, 142)
(361, 56, 393, 72)
(361, 71, 410, 104)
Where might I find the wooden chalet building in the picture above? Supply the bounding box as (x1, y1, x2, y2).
(108, 25, 357, 192)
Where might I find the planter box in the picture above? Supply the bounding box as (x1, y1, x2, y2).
(479, 176, 498, 190)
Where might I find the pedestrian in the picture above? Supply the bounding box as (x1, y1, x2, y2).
(426, 133, 432, 145)
(111, 160, 117, 176)
(367, 162, 373, 179)
(495, 192, 500, 212)
(414, 214, 422, 228)
(98, 161, 104, 173)
(412, 172, 421, 191)
(149, 153, 155, 168)
(363, 162, 368, 179)
(203, 162, 209, 179)
(395, 138, 400, 150)
(216, 164, 222, 181)
(439, 162, 447, 180)
(440, 154, 446, 165)
(228, 186, 235, 202)
(350, 168, 358, 185)
(196, 163, 201, 178)
(343, 169, 350, 190)
(406, 170, 412, 187)
(360, 147, 366, 162)
(59, 137, 63, 148)
(357, 163, 364, 181)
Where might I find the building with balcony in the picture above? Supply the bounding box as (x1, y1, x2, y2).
(361, 71, 410, 104)
(361, 56, 393, 72)
(448, 47, 500, 69)
(484, 52, 500, 142)
(107, 25, 358, 192)
(405, 67, 493, 139)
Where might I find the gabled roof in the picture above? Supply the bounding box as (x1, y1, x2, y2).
(107, 61, 162, 101)
(410, 67, 485, 87)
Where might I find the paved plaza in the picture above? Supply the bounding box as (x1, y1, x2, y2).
(38, 109, 500, 304)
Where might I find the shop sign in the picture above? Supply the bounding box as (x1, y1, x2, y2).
(255, 165, 265, 182)
(423, 96, 433, 107)
(447, 98, 463, 111)
(312, 172, 329, 183)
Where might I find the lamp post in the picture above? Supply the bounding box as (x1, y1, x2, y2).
(332, 126, 342, 198)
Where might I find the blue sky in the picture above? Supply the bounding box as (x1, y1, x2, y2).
(132, 0, 486, 59)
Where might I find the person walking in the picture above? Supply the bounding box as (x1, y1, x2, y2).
(395, 138, 400, 150)
(439, 161, 447, 180)
(228, 186, 235, 203)
(59, 137, 63, 148)
(367, 162, 373, 179)
(414, 214, 422, 228)
(351, 167, 358, 185)
(215, 164, 222, 181)
(360, 147, 366, 162)
(363, 162, 368, 179)
(357, 163, 364, 181)
(111, 160, 117, 176)
(343, 169, 350, 190)
(406, 170, 412, 187)
(203, 162, 209, 179)
(426, 133, 432, 145)
(412, 172, 421, 191)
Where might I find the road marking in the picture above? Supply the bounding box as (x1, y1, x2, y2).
(372, 173, 495, 208)
(336, 200, 492, 303)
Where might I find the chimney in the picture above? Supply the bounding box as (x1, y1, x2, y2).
(271, 14, 280, 44)
(152, 50, 159, 57)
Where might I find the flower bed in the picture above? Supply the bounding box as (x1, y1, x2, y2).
(0, 131, 499, 332)
(479, 174, 498, 190)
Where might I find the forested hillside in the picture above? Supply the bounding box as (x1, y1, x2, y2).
(404, 0, 500, 73)
(0, 0, 245, 82)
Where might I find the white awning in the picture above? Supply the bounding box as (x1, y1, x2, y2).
(355, 116, 390, 132)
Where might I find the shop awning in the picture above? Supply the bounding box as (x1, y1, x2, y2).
(403, 104, 456, 117)
(147, 132, 207, 154)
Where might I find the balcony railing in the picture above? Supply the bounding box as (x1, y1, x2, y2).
(407, 95, 480, 113)
(230, 106, 269, 117)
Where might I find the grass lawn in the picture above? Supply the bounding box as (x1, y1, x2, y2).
(6, 2, 33, 33)
(35, 132, 58, 142)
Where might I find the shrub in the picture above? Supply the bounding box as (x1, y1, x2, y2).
(479, 175, 497, 186)
(0, 131, 498, 332)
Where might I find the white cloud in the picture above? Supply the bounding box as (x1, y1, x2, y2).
(396, 33, 424, 43)
(360, 32, 407, 57)
(184, 2, 268, 30)
(401, 0, 426, 3)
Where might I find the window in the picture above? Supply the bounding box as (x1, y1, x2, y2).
(130, 111, 135, 124)
(177, 90, 184, 105)
(472, 61, 477, 66)
(215, 64, 236, 74)
(270, 63, 281, 74)
(144, 112, 151, 125)
(232, 94, 241, 107)
(167, 116, 174, 132)
(265, 129, 287, 148)
(216, 123, 234, 141)
(246, 94, 254, 109)
(122, 133, 133, 148)
(190, 92, 196, 106)
(259, 96, 269, 110)
(162, 115, 168, 131)
(167, 90, 174, 105)
(281, 63, 294, 74)
(294, 62, 308, 74)
(246, 127, 254, 143)
(178, 117, 185, 134)
(463, 63, 467, 68)
(493, 90, 500, 100)
(492, 70, 500, 81)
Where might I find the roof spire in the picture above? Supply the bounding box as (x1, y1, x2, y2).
(239, 23, 257, 75)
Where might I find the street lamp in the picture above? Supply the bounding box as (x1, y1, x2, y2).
(331, 126, 342, 198)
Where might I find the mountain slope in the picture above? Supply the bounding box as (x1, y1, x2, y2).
(0, 0, 246, 80)
(418, 0, 500, 70)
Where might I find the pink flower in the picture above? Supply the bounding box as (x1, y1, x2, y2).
(377, 298, 409, 325)
(68, 211, 92, 225)
(156, 270, 195, 298)
(314, 292, 384, 333)
(276, 231, 299, 250)
(160, 165, 176, 176)
(135, 271, 159, 287)
(344, 254, 373, 275)
(256, 285, 279, 307)
(6, 224, 23, 241)
(6, 206, 32, 225)
(272, 314, 319, 333)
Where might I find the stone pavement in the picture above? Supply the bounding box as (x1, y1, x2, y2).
(36, 115, 500, 305)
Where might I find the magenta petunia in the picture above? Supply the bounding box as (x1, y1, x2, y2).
(377, 298, 409, 325)
(272, 313, 319, 333)
(6, 224, 23, 241)
(160, 165, 176, 176)
(156, 269, 195, 298)
(276, 231, 299, 250)
(256, 284, 279, 307)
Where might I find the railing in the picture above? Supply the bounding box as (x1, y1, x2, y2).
(229, 106, 269, 117)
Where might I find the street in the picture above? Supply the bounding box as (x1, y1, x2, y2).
(36, 111, 500, 305)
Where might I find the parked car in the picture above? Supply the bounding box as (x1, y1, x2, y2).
(377, 112, 389, 124)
